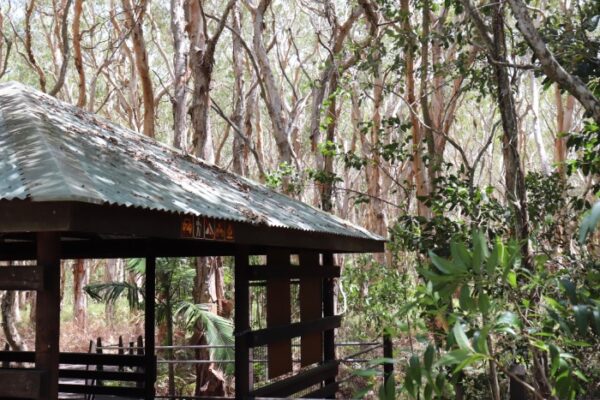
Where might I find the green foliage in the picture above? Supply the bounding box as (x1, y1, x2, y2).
(84, 281, 143, 310)
(393, 232, 598, 399)
(174, 301, 234, 367)
(391, 170, 508, 256)
(265, 162, 302, 194)
(342, 255, 408, 335)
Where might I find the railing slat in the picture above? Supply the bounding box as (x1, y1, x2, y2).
(0, 368, 44, 399)
(58, 369, 145, 381)
(250, 361, 338, 398)
(58, 383, 145, 397)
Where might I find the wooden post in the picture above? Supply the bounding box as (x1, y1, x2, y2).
(322, 252, 336, 397)
(144, 256, 156, 400)
(118, 335, 124, 372)
(96, 337, 103, 387)
(36, 232, 61, 400)
(3, 343, 9, 368)
(383, 332, 393, 386)
(235, 247, 251, 399)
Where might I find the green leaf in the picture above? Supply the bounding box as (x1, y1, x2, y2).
(472, 231, 489, 274)
(368, 357, 396, 367)
(478, 292, 491, 316)
(450, 240, 471, 271)
(472, 328, 490, 355)
(560, 279, 578, 304)
(424, 383, 433, 400)
(437, 349, 471, 367)
(549, 344, 560, 376)
(579, 201, 600, 243)
(418, 267, 456, 283)
(424, 344, 435, 372)
(486, 239, 504, 275)
(507, 271, 517, 288)
(495, 311, 520, 335)
(353, 368, 379, 378)
(429, 251, 462, 275)
(452, 322, 473, 351)
(404, 376, 416, 398)
(380, 372, 396, 400)
(409, 354, 422, 383)
(459, 285, 473, 311)
(453, 353, 487, 373)
(592, 308, 600, 334)
(573, 305, 589, 334)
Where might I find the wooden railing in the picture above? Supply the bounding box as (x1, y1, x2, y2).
(0, 350, 150, 398)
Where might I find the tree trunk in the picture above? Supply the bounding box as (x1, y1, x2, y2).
(122, 0, 155, 137)
(72, 0, 86, 107)
(401, 0, 430, 218)
(72, 259, 87, 329)
(555, 86, 575, 180)
(1, 290, 25, 351)
(231, 4, 246, 176)
(531, 72, 551, 175)
(171, 0, 189, 150)
(490, 2, 531, 269)
(249, 0, 295, 167)
(187, 0, 236, 163)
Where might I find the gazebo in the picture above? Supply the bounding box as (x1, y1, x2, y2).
(0, 82, 384, 400)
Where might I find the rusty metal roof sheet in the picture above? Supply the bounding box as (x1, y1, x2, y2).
(0, 81, 383, 242)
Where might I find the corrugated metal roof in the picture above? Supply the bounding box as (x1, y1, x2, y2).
(0, 81, 383, 242)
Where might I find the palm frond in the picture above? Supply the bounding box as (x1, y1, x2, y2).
(174, 301, 234, 364)
(84, 281, 143, 310)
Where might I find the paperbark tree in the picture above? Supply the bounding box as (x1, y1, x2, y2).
(171, 0, 189, 150)
(401, 0, 430, 218)
(49, 0, 72, 97)
(0, 9, 12, 80)
(187, 0, 236, 162)
(231, 4, 246, 175)
(72, 259, 87, 329)
(1, 287, 25, 351)
(245, 0, 296, 168)
(72, 0, 86, 107)
(122, 0, 155, 137)
(555, 87, 576, 180)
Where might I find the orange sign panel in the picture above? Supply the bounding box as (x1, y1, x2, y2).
(181, 216, 235, 241)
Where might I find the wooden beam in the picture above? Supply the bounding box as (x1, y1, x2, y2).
(58, 384, 145, 397)
(0, 201, 385, 253)
(0, 266, 43, 290)
(301, 382, 339, 399)
(299, 252, 323, 367)
(144, 255, 156, 400)
(322, 252, 336, 396)
(0, 368, 44, 399)
(58, 369, 145, 381)
(234, 247, 252, 398)
(35, 232, 61, 400)
(248, 316, 341, 348)
(249, 361, 338, 398)
(266, 250, 293, 379)
(0, 351, 145, 366)
(250, 264, 339, 280)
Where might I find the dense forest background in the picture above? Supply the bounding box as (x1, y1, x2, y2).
(1, 0, 600, 398)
